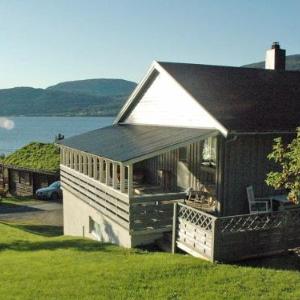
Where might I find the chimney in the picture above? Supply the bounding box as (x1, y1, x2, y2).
(265, 42, 286, 70)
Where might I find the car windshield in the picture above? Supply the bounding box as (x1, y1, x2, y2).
(49, 181, 60, 188)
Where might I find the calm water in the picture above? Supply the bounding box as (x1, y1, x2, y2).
(0, 116, 114, 155)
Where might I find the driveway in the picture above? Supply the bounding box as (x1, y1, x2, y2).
(0, 201, 63, 226)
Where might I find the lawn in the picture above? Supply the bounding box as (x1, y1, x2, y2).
(0, 222, 300, 300)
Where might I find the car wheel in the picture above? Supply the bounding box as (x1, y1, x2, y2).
(50, 192, 59, 201)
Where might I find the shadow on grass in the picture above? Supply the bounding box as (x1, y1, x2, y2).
(0, 239, 113, 252)
(3, 223, 63, 237)
(237, 251, 300, 272)
(0, 222, 114, 253)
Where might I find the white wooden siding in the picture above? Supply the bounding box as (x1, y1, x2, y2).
(124, 71, 219, 130)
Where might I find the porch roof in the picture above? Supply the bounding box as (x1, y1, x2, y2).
(59, 124, 216, 164)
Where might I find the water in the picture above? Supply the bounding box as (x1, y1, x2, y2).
(0, 116, 114, 155)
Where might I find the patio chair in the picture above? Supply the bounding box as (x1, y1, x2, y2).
(246, 186, 273, 214)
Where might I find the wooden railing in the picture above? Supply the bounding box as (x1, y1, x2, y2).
(173, 202, 300, 262)
(61, 165, 130, 230)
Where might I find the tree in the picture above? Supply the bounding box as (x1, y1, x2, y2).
(266, 128, 300, 204)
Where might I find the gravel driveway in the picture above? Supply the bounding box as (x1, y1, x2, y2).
(0, 201, 63, 226)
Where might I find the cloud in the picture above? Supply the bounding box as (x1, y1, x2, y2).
(0, 117, 15, 130)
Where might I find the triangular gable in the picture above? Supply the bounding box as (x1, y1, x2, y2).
(115, 62, 228, 136)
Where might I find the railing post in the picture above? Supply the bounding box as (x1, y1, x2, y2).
(112, 162, 118, 189)
(128, 164, 133, 197)
(172, 202, 178, 254)
(88, 155, 93, 177)
(120, 164, 125, 193)
(99, 158, 104, 183)
(106, 160, 111, 186)
(93, 156, 98, 180)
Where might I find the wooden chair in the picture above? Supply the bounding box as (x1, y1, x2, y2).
(246, 186, 272, 214)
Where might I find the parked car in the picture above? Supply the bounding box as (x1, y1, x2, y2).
(36, 181, 62, 201)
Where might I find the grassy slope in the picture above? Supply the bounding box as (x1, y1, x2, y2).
(0, 223, 300, 299)
(1, 142, 59, 172)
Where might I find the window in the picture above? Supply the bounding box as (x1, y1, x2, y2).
(179, 147, 187, 162)
(202, 137, 217, 167)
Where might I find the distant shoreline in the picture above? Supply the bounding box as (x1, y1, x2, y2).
(0, 115, 116, 118)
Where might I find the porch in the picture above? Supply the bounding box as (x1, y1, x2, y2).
(172, 202, 300, 262)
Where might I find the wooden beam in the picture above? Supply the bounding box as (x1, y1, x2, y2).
(74, 151, 78, 171)
(112, 163, 118, 189)
(127, 164, 133, 197)
(106, 160, 111, 186)
(172, 202, 178, 254)
(120, 164, 125, 193)
(88, 155, 93, 177)
(93, 156, 98, 180)
(99, 158, 104, 183)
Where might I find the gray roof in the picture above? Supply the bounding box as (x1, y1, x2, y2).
(158, 62, 300, 132)
(59, 124, 214, 163)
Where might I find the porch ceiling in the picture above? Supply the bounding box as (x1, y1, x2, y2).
(59, 124, 216, 164)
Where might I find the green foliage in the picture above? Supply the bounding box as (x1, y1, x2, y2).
(1, 222, 300, 299)
(0, 79, 136, 116)
(1, 142, 60, 172)
(266, 128, 300, 203)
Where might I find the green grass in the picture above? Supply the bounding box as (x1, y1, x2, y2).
(0, 222, 300, 300)
(1, 142, 59, 172)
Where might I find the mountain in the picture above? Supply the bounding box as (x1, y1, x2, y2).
(243, 54, 300, 70)
(0, 79, 137, 117)
(47, 79, 137, 97)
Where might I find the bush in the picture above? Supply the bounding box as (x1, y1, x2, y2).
(266, 128, 300, 203)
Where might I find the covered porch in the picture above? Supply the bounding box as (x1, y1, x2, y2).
(59, 124, 221, 241)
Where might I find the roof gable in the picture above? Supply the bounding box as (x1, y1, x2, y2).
(158, 62, 300, 132)
(116, 61, 300, 133)
(115, 62, 227, 136)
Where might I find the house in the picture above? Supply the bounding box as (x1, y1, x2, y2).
(0, 143, 60, 197)
(59, 43, 300, 258)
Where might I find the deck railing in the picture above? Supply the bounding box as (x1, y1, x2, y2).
(173, 202, 300, 262)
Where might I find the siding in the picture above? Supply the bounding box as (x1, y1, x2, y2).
(124, 71, 219, 130)
(223, 134, 294, 216)
(138, 140, 217, 197)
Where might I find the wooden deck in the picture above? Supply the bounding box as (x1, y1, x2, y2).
(172, 202, 300, 262)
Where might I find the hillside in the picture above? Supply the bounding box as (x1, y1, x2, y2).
(1, 142, 60, 172)
(243, 54, 300, 70)
(0, 221, 300, 299)
(0, 79, 136, 117)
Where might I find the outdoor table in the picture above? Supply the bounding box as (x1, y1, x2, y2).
(270, 194, 290, 211)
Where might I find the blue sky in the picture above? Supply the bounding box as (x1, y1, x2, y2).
(0, 0, 299, 88)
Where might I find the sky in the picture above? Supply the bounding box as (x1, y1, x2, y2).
(0, 0, 300, 89)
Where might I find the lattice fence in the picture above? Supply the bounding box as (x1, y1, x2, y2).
(177, 203, 215, 232)
(217, 212, 285, 233)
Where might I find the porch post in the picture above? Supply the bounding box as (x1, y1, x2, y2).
(88, 155, 93, 177)
(99, 158, 104, 183)
(74, 151, 79, 171)
(106, 160, 111, 186)
(83, 154, 88, 175)
(112, 162, 118, 189)
(79, 154, 83, 173)
(70, 150, 74, 169)
(127, 164, 133, 197)
(93, 156, 98, 180)
(172, 202, 178, 254)
(120, 164, 125, 193)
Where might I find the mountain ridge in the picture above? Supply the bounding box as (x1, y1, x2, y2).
(0, 79, 137, 117)
(243, 54, 300, 70)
